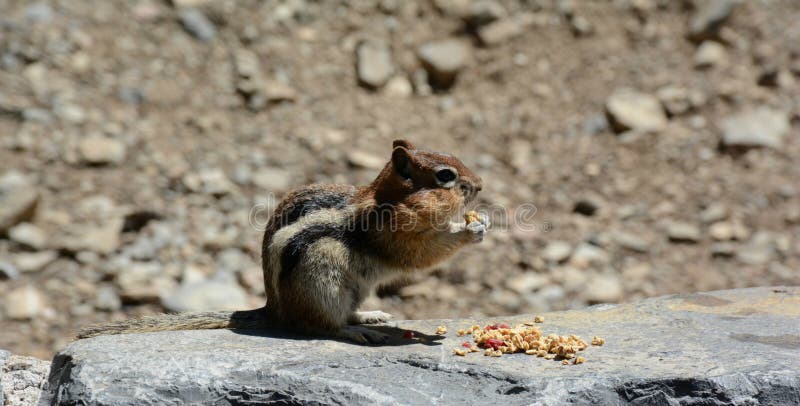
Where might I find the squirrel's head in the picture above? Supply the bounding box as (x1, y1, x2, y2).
(370, 139, 483, 223)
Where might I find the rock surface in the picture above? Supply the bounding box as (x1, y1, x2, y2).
(44, 287, 800, 405)
(1, 351, 50, 405)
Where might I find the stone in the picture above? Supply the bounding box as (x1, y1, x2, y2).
(477, 13, 536, 46)
(612, 230, 651, 253)
(688, 0, 738, 42)
(5, 286, 46, 320)
(656, 86, 706, 116)
(720, 108, 790, 150)
(583, 273, 623, 303)
(666, 221, 702, 243)
(568, 15, 594, 37)
(505, 272, 548, 294)
(54, 219, 123, 255)
(13, 251, 57, 273)
(382, 76, 413, 97)
(0, 175, 39, 234)
(0, 261, 19, 280)
(417, 39, 470, 89)
(569, 243, 610, 268)
(24, 2, 53, 23)
(347, 150, 386, 170)
(78, 136, 126, 165)
(465, 0, 506, 27)
(183, 168, 237, 196)
(356, 40, 394, 89)
(46, 287, 800, 404)
(162, 277, 249, 312)
(1, 352, 50, 406)
(8, 222, 47, 249)
(736, 232, 776, 266)
(251, 167, 292, 193)
(605, 89, 667, 133)
(94, 285, 122, 312)
(542, 241, 572, 263)
(179, 9, 216, 41)
(694, 41, 727, 69)
(699, 203, 728, 223)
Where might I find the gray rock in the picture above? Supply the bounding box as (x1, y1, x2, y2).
(0, 261, 19, 280)
(477, 13, 536, 46)
(8, 222, 47, 249)
(24, 2, 53, 23)
(162, 277, 249, 312)
(251, 167, 293, 193)
(720, 108, 790, 150)
(13, 251, 57, 273)
(417, 39, 470, 89)
(505, 272, 549, 294)
(179, 9, 216, 42)
(382, 75, 413, 98)
(688, 0, 738, 42)
(465, 0, 506, 27)
(1, 352, 50, 405)
(736, 232, 776, 266)
(5, 286, 46, 320)
(94, 285, 122, 312)
(569, 243, 610, 268)
(0, 175, 39, 234)
(656, 86, 706, 116)
(78, 136, 126, 165)
(583, 273, 623, 303)
(605, 89, 667, 133)
(612, 230, 651, 253)
(54, 219, 123, 255)
(347, 150, 386, 170)
(356, 40, 394, 89)
(182, 168, 237, 196)
(542, 240, 572, 263)
(45, 287, 800, 405)
(666, 221, 702, 243)
(694, 40, 727, 69)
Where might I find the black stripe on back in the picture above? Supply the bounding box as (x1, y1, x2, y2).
(280, 223, 365, 281)
(280, 190, 352, 229)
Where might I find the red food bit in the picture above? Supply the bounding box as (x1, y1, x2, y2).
(485, 324, 500, 330)
(485, 338, 505, 350)
(499, 323, 510, 329)
(403, 331, 415, 339)
(461, 341, 472, 349)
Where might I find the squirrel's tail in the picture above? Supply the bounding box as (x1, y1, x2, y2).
(76, 307, 273, 339)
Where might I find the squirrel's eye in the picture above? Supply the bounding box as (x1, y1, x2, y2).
(435, 168, 457, 184)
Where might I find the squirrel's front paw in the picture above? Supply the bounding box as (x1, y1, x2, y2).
(465, 212, 490, 243)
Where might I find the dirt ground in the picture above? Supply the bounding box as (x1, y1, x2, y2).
(0, 0, 798, 359)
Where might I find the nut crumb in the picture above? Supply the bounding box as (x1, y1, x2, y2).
(534, 315, 545, 323)
(436, 325, 447, 335)
(575, 356, 585, 364)
(591, 336, 605, 346)
(453, 348, 467, 356)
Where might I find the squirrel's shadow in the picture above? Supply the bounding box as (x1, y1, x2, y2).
(231, 325, 443, 347)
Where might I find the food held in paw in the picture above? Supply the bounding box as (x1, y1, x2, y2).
(464, 210, 480, 224)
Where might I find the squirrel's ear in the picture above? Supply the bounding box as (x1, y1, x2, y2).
(392, 139, 415, 150)
(392, 145, 413, 179)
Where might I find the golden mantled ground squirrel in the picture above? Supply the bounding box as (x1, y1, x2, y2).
(79, 140, 488, 344)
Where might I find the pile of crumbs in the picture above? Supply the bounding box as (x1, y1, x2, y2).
(446, 321, 605, 365)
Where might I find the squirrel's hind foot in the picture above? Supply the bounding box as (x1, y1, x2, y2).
(349, 310, 393, 325)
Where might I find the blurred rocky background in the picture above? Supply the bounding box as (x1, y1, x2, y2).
(0, 0, 798, 359)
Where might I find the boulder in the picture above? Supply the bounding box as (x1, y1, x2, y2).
(44, 287, 800, 404)
(1, 351, 50, 405)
